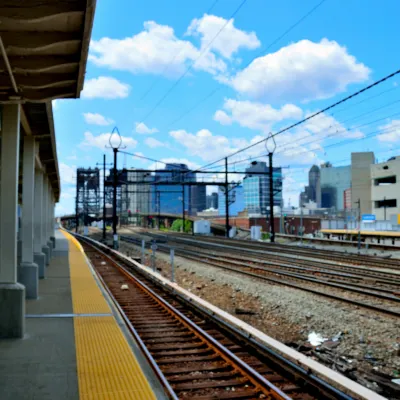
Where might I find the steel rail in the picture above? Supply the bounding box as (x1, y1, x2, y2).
(120, 235, 400, 318)
(79, 236, 292, 400)
(74, 232, 356, 400)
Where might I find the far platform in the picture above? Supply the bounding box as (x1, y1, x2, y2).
(0, 229, 166, 400)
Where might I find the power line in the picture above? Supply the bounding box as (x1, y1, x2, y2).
(139, 0, 250, 125)
(191, 68, 400, 174)
(198, 102, 400, 172)
(136, 0, 221, 104)
(330, 85, 399, 117)
(119, 150, 169, 166)
(164, 0, 328, 130)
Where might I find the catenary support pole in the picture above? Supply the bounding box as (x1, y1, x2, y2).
(225, 157, 229, 238)
(358, 199, 361, 250)
(103, 154, 106, 240)
(112, 148, 118, 249)
(268, 152, 275, 243)
(182, 185, 185, 233)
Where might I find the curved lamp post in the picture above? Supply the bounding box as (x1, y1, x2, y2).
(107, 127, 125, 249)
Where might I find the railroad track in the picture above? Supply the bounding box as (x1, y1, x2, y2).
(119, 235, 400, 318)
(78, 235, 353, 400)
(138, 232, 400, 282)
(139, 230, 400, 270)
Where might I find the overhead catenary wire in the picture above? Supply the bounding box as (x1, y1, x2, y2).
(164, 0, 328, 131)
(138, 0, 250, 125)
(197, 103, 400, 173)
(189, 68, 400, 175)
(136, 0, 221, 104)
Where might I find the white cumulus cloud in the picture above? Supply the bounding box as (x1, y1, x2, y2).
(186, 14, 260, 59)
(135, 122, 159, 134)
(148, 158, 201, 171)
(89, 21, 226, 77)
(82, 76, 130, 99)
(377, 120, 400, 142)
(144, 137, 165, 148)
(229, 39, 370, 102)
(169, 128, 238, 161)
(83, 112, 114, 126)
(79, 131, 137, 150)
(214, 99, 303, 132)
(59, 163, 76, 185)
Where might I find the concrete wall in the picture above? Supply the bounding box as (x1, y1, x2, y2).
(371, 157, 400, 220)
(351, 152, 375, 215)
(212, 216, 322, 234)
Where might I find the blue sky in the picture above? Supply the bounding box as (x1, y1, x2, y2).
(54, 0, 400, 215)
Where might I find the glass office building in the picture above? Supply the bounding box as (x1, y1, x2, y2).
(243, 161, 282, 215)
(151, 164, 195, 215)
(218, 185, 245, 217)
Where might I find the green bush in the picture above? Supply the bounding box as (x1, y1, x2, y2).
(171, 219, 192, 233)
(261, 232, 270, 240)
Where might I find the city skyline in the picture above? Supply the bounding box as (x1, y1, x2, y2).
(53, 0, 400, 215)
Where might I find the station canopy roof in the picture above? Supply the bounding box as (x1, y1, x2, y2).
(0, 1, 97, 201)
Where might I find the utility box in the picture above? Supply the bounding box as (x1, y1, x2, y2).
(229, 226, 237, 238)
(251, 226, 262, 240)
(194, 220, 211, 235)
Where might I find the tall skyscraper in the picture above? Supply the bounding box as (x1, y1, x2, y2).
(320, 164, 351, 209)
(299, 165, 321, 207)
(243, 161, 282, 215)
(206, 192, 219, 209)
(190, 185, 206, 214)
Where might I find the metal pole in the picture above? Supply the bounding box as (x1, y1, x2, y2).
(157, 191, 160, 230)
(141, 239, 145, 265)
(182, 185, 185, 233)
(151, 241, 156, 272)
(170, 248, 175, 282)
(357, 198, 361, 251)
(75, 194, 78, 233)
(112, 148, 118, 249)
(268, 152, 275, 243)
(103, 154, 106, 240)
(225, 157, 229, 238)
(300, 206, 303, 244)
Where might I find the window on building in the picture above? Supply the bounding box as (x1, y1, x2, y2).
(375, 199, 397, 208)
(374, 175, 396, 185)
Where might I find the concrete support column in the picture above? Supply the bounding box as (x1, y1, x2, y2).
(19, 137, 39, 299)
(46, 182, 53, 257)
(50, 191, 56, 249)
(34, 168, 46, 279)
(0, 104, 25, 338)
(42, 175, 50, 265)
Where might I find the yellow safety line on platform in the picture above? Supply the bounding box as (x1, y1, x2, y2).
(62, 231, 111, 314)
(62, 231, 157, 400)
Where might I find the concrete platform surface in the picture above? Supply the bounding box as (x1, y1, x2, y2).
(0, 230, 166, 400)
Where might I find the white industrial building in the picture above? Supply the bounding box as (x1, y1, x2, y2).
(371, 156, 400, 221)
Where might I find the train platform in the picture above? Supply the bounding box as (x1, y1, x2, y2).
(0, 229, 166, 400)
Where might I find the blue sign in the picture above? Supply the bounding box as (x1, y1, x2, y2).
(362, 214, 376, 222)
